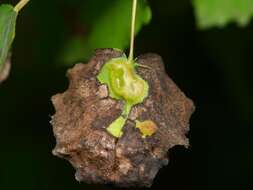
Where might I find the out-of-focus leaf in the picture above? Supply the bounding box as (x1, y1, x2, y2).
(0, 55, 11, 84)
(193, 0, 253, 29)
(0, 5, 17, 72)
(61, 0, 152, 64)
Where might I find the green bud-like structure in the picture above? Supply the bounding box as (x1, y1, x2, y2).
(97, 56, 149, 138)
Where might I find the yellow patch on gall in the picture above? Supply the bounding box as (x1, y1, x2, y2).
(135, 120, 158, 138)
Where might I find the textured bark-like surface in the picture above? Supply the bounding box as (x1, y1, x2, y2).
(51, 48, 195, 187)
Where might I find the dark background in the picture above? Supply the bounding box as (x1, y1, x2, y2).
(1, 0, 253, 189)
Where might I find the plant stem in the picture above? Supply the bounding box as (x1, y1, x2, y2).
(122, 103, 132, 118)
(14, 0, 30, 13)
(128, 0, 137, 62)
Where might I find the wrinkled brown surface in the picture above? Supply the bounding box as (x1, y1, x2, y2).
(51, 48, 195, 187)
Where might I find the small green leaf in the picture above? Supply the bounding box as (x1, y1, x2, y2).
(0, 5, 17, 71)
(193, 0, 253, 29)
(107, 116, 126, 138)
(61, 0, 152, 64)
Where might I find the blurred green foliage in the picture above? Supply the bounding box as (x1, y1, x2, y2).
(0, 4, 17, 70)
(0, 0, 151, 69)
(61, 0, 151, 64)
(193, 0, 253, 28)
